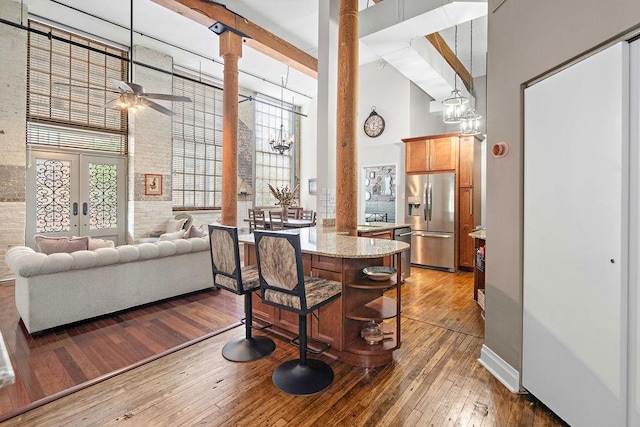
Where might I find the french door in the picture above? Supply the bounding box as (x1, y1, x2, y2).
(26, 149, 126, 248)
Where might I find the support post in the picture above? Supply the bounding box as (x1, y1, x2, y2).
(335, 0, 359, 235)
(220, 31, 242, 226)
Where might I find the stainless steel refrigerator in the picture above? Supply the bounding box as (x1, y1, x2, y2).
(405, 173, 455, 271)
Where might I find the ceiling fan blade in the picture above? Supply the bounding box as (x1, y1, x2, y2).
(108, 78, 144, 94)
(142, 93, 192, 102)
(53, 82, 119, 93)
(103, 97, 123, 109)
(140, 98, 175, 116)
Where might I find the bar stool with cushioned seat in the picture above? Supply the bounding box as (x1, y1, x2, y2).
(254, 230, 342, 395)
(209, 224, 275, 362)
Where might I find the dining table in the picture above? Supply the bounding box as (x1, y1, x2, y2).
(244, 217, 313, 229)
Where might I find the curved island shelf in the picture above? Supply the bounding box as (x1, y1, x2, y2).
(240, 226, 409, 368)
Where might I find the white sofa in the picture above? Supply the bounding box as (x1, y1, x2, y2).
(5, 237, 214, 334)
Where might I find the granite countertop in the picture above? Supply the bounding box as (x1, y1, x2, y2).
(357, 222, 412, 233)
(0, 331, 15, 390)
(239, 226, 409, 259)
(468, 229, 486, 240)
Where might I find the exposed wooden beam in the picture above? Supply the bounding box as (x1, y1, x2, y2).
(425, 32, 472, 92)
(151, 0, 318, 79)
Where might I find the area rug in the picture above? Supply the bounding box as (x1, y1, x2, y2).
(0, 280, 243, 422)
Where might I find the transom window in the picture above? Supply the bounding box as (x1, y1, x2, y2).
(26, 20, 129, 153)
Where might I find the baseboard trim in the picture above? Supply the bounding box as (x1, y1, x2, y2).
(478, 344, 520, 393)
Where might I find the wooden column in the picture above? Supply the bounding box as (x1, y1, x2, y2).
(335, 0, 359, 235)
(219, 31, 242, 226)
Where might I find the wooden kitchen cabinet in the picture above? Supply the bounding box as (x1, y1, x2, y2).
(459, 135, 479, 187)
(459, 187, 475, 268)
(403, 135, 457, 173)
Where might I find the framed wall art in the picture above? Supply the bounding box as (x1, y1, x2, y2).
(145, 174, 162, 196)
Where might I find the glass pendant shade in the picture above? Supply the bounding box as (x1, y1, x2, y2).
(442, 89, 469, 124)
(460, 107, 481, 135)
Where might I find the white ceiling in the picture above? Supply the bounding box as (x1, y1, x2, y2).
(21, 0, 487, 107)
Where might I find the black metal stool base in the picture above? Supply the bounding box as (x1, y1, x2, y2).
(222, 336, 276, 362)
(272, 359, 334, 396)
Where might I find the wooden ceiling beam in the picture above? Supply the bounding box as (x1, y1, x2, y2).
(151, 0, 318, 79)
(425, 32, 472, 92)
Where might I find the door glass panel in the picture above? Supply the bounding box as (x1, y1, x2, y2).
(35, 158, 72, 233)
(88, 162, 118, 230)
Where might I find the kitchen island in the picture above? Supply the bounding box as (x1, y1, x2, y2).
(240, 227, 409, 368)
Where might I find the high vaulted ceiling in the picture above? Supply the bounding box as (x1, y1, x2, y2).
(21, 0, 487, 107)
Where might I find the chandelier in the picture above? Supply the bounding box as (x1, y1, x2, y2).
(460, 20, 481, 135)
(442, 25, 469, 124)
(270, 75, 294, 155)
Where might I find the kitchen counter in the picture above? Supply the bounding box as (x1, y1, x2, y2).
(0, 331, 15, 390)
(468, 228, 486, 240)
(239, 226, 408, 259)
(356, 222, 412, 234)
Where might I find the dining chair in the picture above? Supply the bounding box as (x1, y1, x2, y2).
(253, 209, 267, 231)
(287, 207, 302, 219)
(269, 211, 285, 230)
(301, 210, 317, 226)
(248, 209, 256, 232)
(254, 230, 342, 395)
(208, 224, 275, 362)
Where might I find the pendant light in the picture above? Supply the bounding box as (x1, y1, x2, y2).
(460, 20, 482, 135)
(442, 25, 468, 124)
(269, 72, 294, 155)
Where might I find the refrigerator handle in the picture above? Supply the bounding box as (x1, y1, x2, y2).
(428, 183, 433, 221)
(424, 183, 428, 221)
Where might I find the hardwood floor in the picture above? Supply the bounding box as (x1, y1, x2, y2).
(0, 268, 568, 426)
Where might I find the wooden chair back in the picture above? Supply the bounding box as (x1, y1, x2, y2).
(253, 209, 267, 231)
(269, 211, 285, 230)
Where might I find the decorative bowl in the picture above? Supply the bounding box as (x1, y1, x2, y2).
(362, 266, 397, 281)
(360, 321, 384, 345)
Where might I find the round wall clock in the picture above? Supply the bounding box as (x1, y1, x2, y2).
(364, 107, 385, 138)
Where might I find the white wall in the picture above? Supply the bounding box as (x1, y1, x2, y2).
(300, 99, 318, 211)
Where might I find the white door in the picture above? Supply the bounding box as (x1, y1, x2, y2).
(26, 149, 126, 247)
(523, 43, 629, 426)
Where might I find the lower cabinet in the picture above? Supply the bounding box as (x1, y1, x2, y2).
(245, 243, 401, 367)
(459, 187, 475, 268)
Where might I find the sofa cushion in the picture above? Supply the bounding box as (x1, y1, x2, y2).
(88, 238, 115, 250)
(165, 218, 187, 233)
(72, 250, 98, 269)
(156, 241, 178, 257)
(159, 230, 186, 241)
(34, 235, 90, 255)
(185, 225, 206, 238)
(117, 245, 140, 263)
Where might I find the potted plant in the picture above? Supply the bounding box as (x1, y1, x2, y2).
(268, 183, 300, 217)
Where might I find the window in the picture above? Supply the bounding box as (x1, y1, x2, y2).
(254, 95, 296, 207)
(26, 21, 128, 153)
(172, 73, 224, 209)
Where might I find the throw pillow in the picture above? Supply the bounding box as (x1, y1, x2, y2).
(158, 229, 186, 241)
(165, 218, 187, 233)
(88, 238, 115, 250)
(185, 225, 206, 238)
(34, 235, 90, 255)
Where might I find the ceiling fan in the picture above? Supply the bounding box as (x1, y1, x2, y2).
(101, 0, 191, 116)
(102, 79, 191, 116)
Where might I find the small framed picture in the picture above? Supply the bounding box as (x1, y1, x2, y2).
(308, 178, 317, 195)
(145, 174, 163, 196)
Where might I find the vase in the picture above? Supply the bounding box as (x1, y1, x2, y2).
(281, 204, 289, 219)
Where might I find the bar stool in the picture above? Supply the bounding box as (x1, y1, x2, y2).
(254, 230, 342, 395)
(208, 224, 275, 362)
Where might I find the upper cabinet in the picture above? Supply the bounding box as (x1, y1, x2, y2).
(403, 135, 457, 174)
(458, 135, 482, 188)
